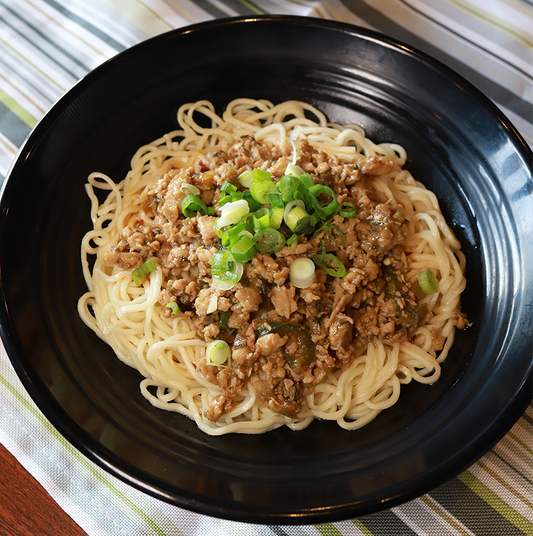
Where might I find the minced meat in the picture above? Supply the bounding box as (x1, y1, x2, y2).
(104, 137, 445, 422)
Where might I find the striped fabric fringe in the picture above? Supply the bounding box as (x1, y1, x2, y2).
(0, 1, 532, 535)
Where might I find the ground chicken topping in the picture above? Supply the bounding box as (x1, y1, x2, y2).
(104, 137, 445, 422)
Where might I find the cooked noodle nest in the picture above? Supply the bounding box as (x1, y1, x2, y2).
(78, 98, 467, 435)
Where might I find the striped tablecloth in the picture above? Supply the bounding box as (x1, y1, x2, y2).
(1, 1, 532, 535)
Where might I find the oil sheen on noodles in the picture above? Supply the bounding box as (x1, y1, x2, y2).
(78, 99, 467, 436)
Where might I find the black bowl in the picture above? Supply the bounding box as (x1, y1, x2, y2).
(1, 16, 532, 524)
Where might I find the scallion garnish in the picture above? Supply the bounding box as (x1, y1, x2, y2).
(217, 199, 250, 228)
(252, 207, 270, 231)
(418, 269, 438, 294)
(166, 302, 181, 314)
(254, 227, 286, 253)
(280, 175, 299, 203)
(209, 251, 244, 289)
(220, 180, 238, 194)
(181, 194, 209, 218)
(394, 211, 405, 222)
(180, 183, 200, 196)
(285, 204, 311, 233)
(309, 184, 340, 216)
(174, 143, 350, 276)
(285, 163, 305, 177)
(250, 177, 276, 204)
(231, 234, 256, 262)
(290, 258, 316, 288)
(312, 253, 346, 278)
(206, 340, 231, 366)
(313, 224, 345, 246)
(269, 206, 284, 229)
(132, 260, 157, 286)
(286, 233, 298, 246)
(339, 202, 356, 218)
(238, 170, 252, 188)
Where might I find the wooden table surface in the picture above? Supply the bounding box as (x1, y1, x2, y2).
(0, 441, 87, 536)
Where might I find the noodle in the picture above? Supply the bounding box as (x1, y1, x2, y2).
(78, 99, 468, 435)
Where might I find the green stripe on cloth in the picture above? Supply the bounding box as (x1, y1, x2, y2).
(0, 371, 173, 536)
(207, 0, 254, 16)
(459, 470, 533, 535)
(357, 509, 417, 535)
(0, 93, 36, 131)
(418, 495, 473, 535)
(351, 519, 375, 535)
(429, 477, 526, 536)
(315, 523, 345, 536)
(0, 36, 67, 92)
(509, 431, 533, 457)
(236, 0, 265, 14)
(449, 0, 533, 47)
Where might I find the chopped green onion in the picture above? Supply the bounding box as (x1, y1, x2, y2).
(237, 230, 254, 240)
(252, 207, 270, 231)
(312, 253, 346, 278)
(213, 267, 243, 291)
(285, 163, 305, 176)
(165, 302, 181, 314)
(222, 222, 254, 248)
(269, 206, 284, 229)
(313, 224, 344, 246)
(286, 233, 298, 246)
(297, 173, 315, 189)
(218, 194, 231, 207)
(254, 227, 286, 253)
(242, 190, 262, 212)
(220, 181, 238, 194)
(231, 234, 256, 262)
(250, 178, 276, 204)
(309, 184, 339, 216)
(207, 294, 218, 314)
(290, 258, 316, 288)
(213, 221, 223, 238)
(280, 175, 299, 203)
(285, 204, 311, 233)
(132, 260, 157, 286)
(181, 194, 208, 218)
(217, 199, 250, 227)
(283, 199, 304, 221)
(206, 340, 231, 366)
(251, 168, 271, 183)
(180, 183, 200, 196)
(309, 212, 321, 226)
(339, 202, 356, 218)
(269, 193, 284, 209)
(209, 250, 234, 276)
(210, 252, 243, 287)
(238, 170, 253, 188)
(418, 269, 438, 294)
